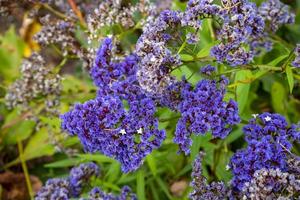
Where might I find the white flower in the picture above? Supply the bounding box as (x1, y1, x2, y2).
(264, 116, 272, 122)
(120, 129, 126, 135)
(137, 128, 143, 134)
(252, 114, 259, 118)
(226, 165, 230, 171)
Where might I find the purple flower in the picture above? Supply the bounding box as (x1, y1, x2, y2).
(230, 113, 300, 191)
(61, 96, 165, 172)
(88, 186, 137, 200)
(200, 65, 216, 76)
(259, 0, 295, 32)
(69, 162, 100, 197)
(292, 44, 300, 68)
(174, 76, 240, 154)
(190, 152, 228, 200)
(35, 178, 70, 200)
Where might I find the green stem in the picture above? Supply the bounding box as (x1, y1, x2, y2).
(281, 48, 296, 71)
(177, 40, 187, 54)
(18, 141, 34, 199)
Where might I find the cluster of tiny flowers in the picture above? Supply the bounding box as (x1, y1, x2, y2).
(241, 168, 300, 199)
(87, 0, 155, 31)
(35, 162, 100, 199)
(200, 65, 216, 76)
(135, 10, 182, 95)
(211, 0, 266, 66)
(175, 75, 240, 154)
(34, 15, 79, 57)
(35, 178, 70, 200)
(190, 152, 228, 200)
(292, 44, 300, 68)
(61, 95, 165, 172)
(85, 186, 137, 200)
(0, 0, 35, 16)
(259, 0, 295, 32)
(90, 38, 143, 100)
(230, 112, 300, 191)
(69, 162, 100, 197)
(5, 53, 61, 113)
(62, 37, 166, 172)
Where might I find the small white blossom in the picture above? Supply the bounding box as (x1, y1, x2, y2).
(226, 165, 230, 171)
(137, 128, 143, 134)
(252, 114, 259, 118)
(120, 129, 126, 135)
(264, 116, 272, 122)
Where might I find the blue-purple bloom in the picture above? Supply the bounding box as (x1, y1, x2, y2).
(230, 113, 300, 191)
(88, 186, 137, 200)
(190, 152, 228, 200)
(135, 10, 182, 95)
(35, 178, 70, 200)
(292, 44, 300, 68)
(259, 0, 295, 32)
(200, 65, 216, 76)
(211, 0, 265, 66)
(62, 38, 166, 172)
(61, 95, 165, 172)
(35, 162, 99, 199)
(174, 76, 240, 154)
(69, 162, 100, 197)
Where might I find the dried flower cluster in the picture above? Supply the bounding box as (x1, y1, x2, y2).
(190, 152, 228, 200)
(241, 168, 300, 199)
(5, 53, 61, 113)
(35, 162, 100, 199)
(230, 113, 300, 191)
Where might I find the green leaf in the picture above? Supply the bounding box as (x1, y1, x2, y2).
(286, 64, 294, 93)
(224, 126, 243, 144)
(267, 55, 288, 66)
(180, 54, 194, 62)
(4, 119, 35, 145)
(137, 169, 146, 200)
(196, 41, 218, 58)
(235, 70, 252, 114)
(215, 150, 233, 182)
(146, 154, 157, 176)
(0, 26, 25, 82)
(22, 128, 55, 160)
(190, 134, 202, 161)
(271, 82, 286, 114)
(76, 153, 114, 163)
(155, 177, 173, 199)
(105, 162, 120, 183)
(44, 158, 83, 168)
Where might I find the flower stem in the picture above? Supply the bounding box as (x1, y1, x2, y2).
(18, 140, 34, 199)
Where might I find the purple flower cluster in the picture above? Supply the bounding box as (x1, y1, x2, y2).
(174, 76, 240, 154)
(35, 178, 70, 200)
(241, 168, 300, 199)
(35, 162, 99, 199)
(190, 152, 228, 200)
(230, 113, 300, 191)
(211, 0, 265, 66)
(61, 95, 165, 173)
(90, 38, 142, 101)
(69, 162, 100, 197)
(135, 10, 182, 96)
(200, 65, 216, 76)
(87, 186, 137, 200)
(259, 0, 295, 32)
(292, 44, 300, 68)
(62, 38, 166, 172)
